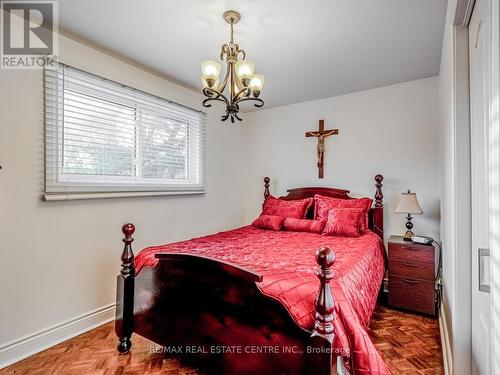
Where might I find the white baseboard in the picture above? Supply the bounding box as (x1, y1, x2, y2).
(0, 303, 116, 369)
(439, 307, 453, 375)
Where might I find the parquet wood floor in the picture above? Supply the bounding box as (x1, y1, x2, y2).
(1, 305, 443, 374)
(368, 306, 444, 374)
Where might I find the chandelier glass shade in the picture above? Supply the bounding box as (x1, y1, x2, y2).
(201, 10, 265, 122)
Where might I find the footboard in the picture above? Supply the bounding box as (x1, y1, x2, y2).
(115, 224, 338, 375)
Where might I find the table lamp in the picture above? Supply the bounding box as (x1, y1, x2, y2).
(395, 190, 423, 240)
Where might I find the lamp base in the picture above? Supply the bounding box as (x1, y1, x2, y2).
(403, 213, 414, 241)
(403, 229, 415, 241)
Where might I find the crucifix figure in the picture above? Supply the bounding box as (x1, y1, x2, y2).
(305, 119, 339, 178)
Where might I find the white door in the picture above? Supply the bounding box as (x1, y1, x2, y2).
(470, 0, 492, 373)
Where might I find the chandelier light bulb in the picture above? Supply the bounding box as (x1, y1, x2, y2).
(249, 74, 265, 97)
(235, 60, 255, 86)
(200, 60, 221, 79)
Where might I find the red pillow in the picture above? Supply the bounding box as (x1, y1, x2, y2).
(252, 214, 285, 231)
(283, 218, 325, 233)
(262, 196, 313, 219)
(314, 195, 373, 232)
(322, 208, 364, 237)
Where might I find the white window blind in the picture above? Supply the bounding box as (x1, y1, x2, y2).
(44, 64, 206, 200)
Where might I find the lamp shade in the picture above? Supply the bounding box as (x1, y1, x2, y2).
(249, 74, 265, 91)
(236, 60, 255, 80)
(394, 191, 423, 215)
(200, 60, 221, 80)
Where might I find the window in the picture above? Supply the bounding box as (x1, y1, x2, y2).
(44, 64, 205, 200)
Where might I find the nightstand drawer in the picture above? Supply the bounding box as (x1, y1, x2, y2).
(389, 259, 434, 280)
(388, 275, 435, 315)
(388, 242, 434, 264)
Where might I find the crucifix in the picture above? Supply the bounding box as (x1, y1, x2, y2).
(305, 119, 339, 179)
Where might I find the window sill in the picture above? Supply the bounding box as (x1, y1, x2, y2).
(42, 190, 206, 201)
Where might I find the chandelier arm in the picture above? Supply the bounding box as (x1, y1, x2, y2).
(217, 61, 231, 93)
(230, 47, 247, 94)
(202, 88, 229, 108)
(220, 44, 230, 64)
(202, 87, 228, 102)
(233, 66, 246, 93)
(233, 87, 251, 102)
(232, 102, 243, 122)
(236, 49, 246, 61)
(202, 96, 228, 108)
(222, 106, 234, 122)
(229, 61, 236, 106)
(236, 97, 265, 108)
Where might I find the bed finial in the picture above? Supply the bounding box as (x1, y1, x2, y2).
(313, 246, 335, 338)
(121, 223, 135, 277)
(308, 246, 336, 374)
(375, 174, 384, 208)
(264, 176, 270, 198)
(117, 223, 136, 354)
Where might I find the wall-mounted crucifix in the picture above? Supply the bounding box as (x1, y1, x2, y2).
(305, 119, 339, 179)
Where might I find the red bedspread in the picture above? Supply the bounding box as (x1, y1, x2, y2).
(135, 226, 389, 374)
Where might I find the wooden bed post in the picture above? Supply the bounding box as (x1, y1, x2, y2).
(308, 246, 337, 375)
(372, 174, 384, 241)
(264, 176, 270, 198)
(374, 174, 384, 207)
(115, 223, 135, 354)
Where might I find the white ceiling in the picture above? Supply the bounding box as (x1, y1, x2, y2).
(58, 0, 447, 109)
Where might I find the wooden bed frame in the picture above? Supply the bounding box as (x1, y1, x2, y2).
(115, 175, 384, 375)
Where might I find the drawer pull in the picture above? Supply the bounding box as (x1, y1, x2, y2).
(401, 262, 419, 268)
(401, 278, 418, 284)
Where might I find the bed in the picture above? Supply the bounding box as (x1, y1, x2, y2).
(115, 175, 389, 375)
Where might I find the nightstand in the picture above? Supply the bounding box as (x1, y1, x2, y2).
(388, 235, 436, 315)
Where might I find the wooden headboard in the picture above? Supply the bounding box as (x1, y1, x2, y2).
(263, 175, 384, 241)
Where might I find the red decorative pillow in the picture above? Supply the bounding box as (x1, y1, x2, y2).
(252, 214, 285, 231)
(322, 208, 364, 237)
(262, 196, 313, 219)
(314, 195, 373, 232)
(283, 218, 325, 233)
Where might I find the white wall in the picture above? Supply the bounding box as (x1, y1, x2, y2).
(243, 77, 441, 243)
(437, 0, 472, 373)
(0, 34, 246, 363)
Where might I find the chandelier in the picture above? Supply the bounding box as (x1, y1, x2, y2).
(200, 10, 265, 123)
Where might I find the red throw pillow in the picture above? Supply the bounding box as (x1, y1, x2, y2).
(262, 196, 313, 219)
(283, 218, 325, 233)
(314, 195, 373, 232)
(252, 214, 285, 231)
(322, 208, 364, 237)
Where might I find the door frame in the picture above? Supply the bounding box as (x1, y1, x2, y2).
(488, 0, 499, 373)
(451, 19, 472, 375)
(453, 0, 499, 373)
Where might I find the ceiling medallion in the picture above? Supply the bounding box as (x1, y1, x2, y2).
(200, 10, 265, 122)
